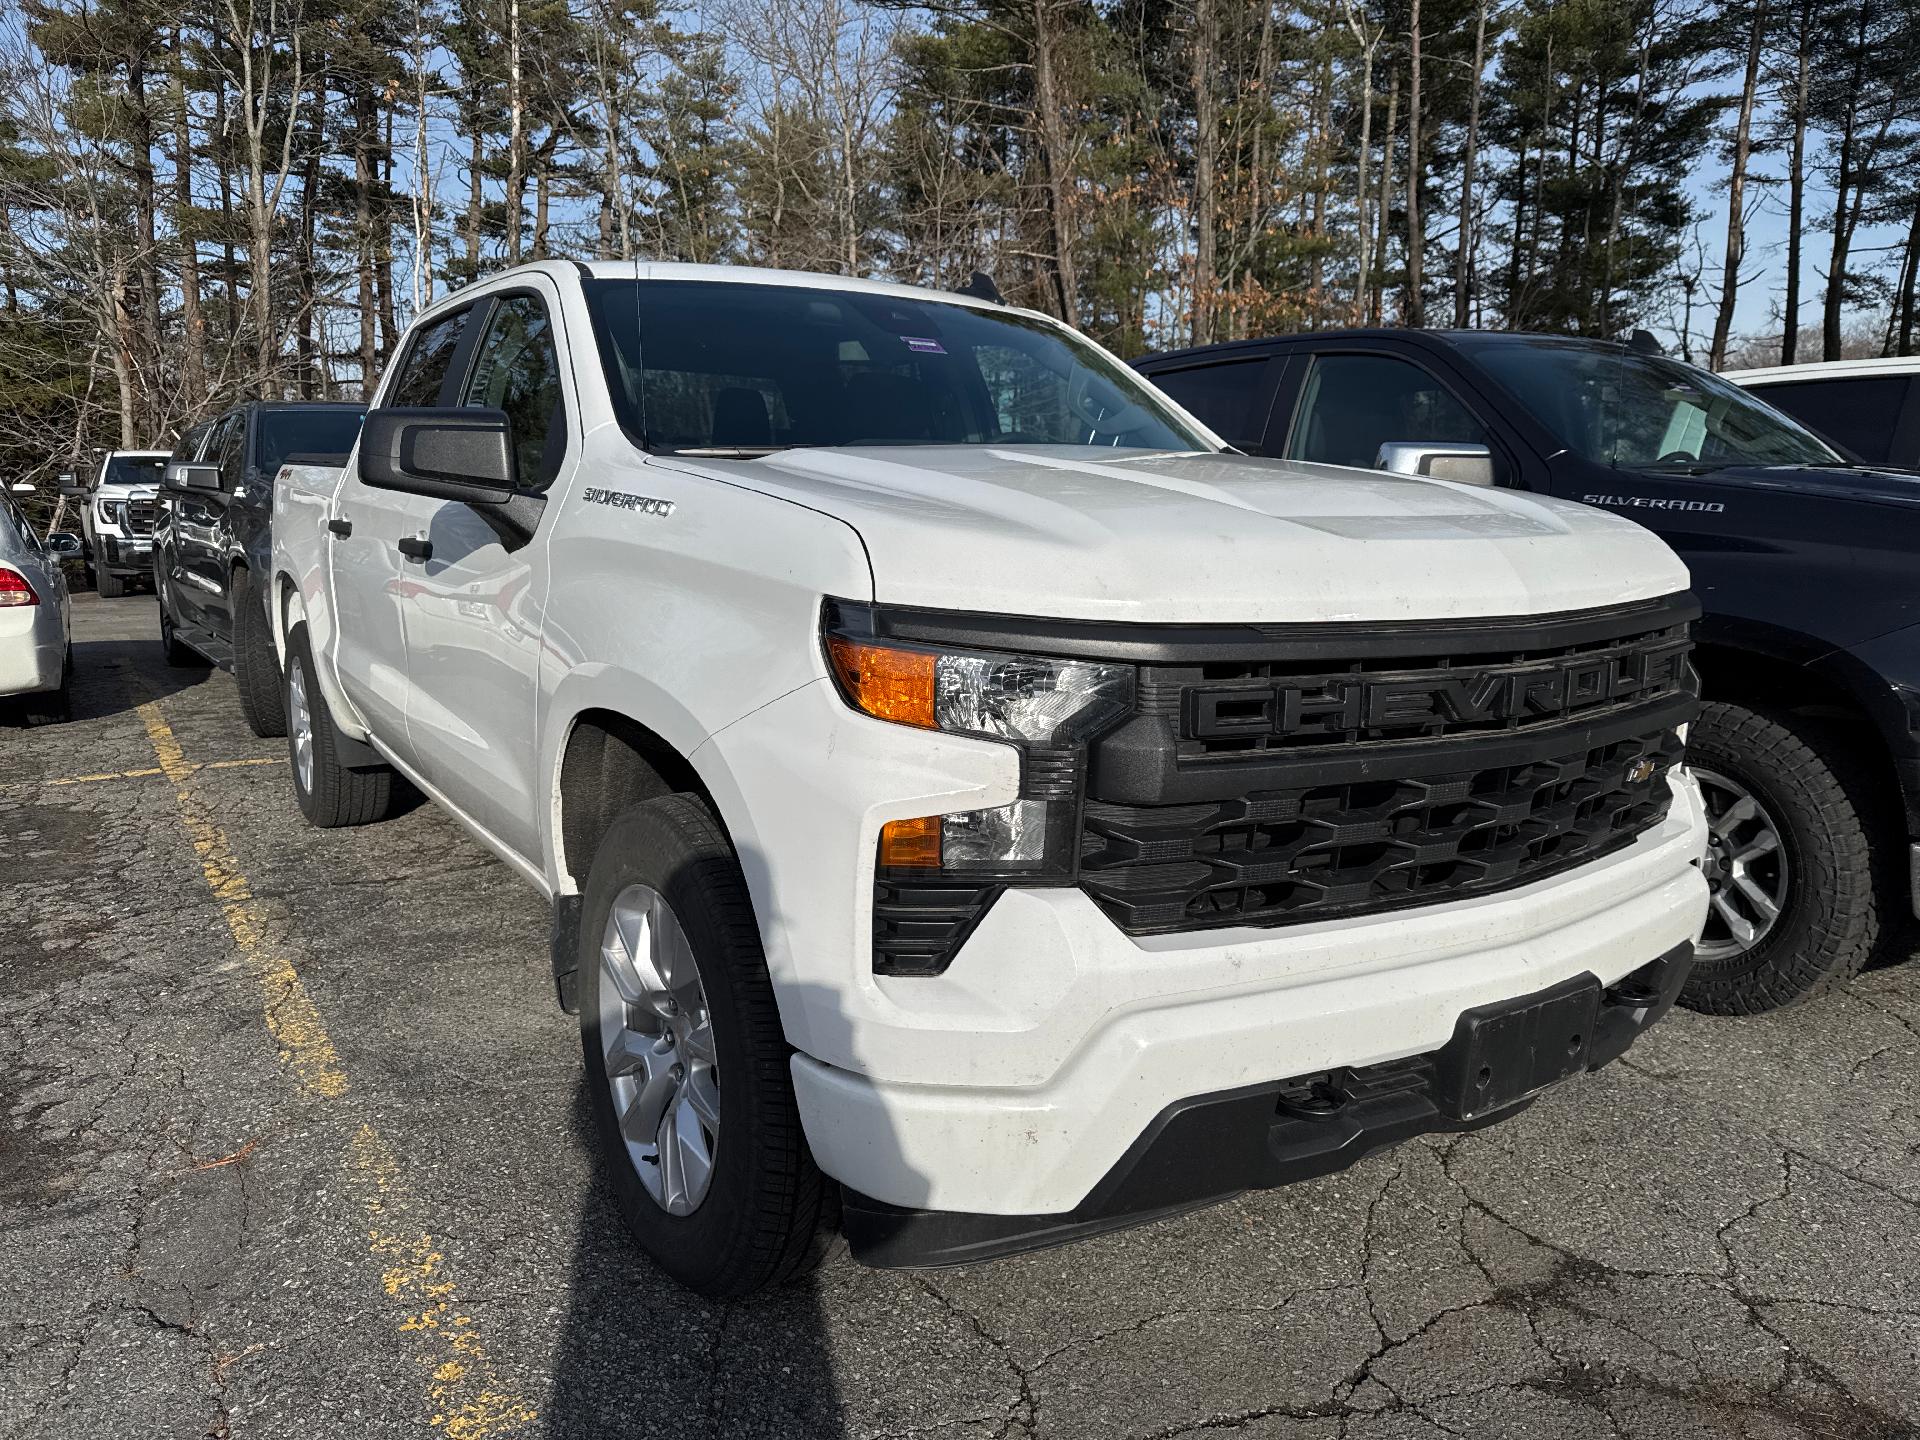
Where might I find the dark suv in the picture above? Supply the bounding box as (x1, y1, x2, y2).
(1138, 330, 1920, 1015)
(156, 401, 364, 736)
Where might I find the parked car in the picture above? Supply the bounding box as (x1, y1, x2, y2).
(1724, 357, 1920, 471)
(0, 485, 78, 723)
(1137, 329, 1920, 1014)
(64, 450, 169, 597)
(157, 401, 365, 737)
(275, 262, 1707, 1297)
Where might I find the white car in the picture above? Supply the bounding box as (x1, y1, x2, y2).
(0, 487, 75, 723)
(275, 261, 1710, 1297)
(1724, 356, 1920, 471)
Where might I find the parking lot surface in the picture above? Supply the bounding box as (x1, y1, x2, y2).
(3, 591, 1919, 1440)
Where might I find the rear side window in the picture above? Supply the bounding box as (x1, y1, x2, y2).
(259, 410, 365, 471)
(1745, 377, 1908, 464)
(1147, 358, 1274, 450)
(1286, 354, 1489, 470)
(387, 309, 473, 408)
(461, 294, 566, 489)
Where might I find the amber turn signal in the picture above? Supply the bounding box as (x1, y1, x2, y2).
(879, 815, 943, 869)
(827, 635, 938, 729)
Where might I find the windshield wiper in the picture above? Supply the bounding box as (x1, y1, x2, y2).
(658, 445, 792, 459)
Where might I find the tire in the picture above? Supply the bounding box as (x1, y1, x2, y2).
(579, 794, 827, 1298)
(158, 588, 201, 667)
(231, 568, 287, 737)
(284, 624, 394, 827)
(96, 563, 126, 599)
(1680, 700, 1890, 1015)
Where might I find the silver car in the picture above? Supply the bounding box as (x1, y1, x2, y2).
(0, 487, 76, 723)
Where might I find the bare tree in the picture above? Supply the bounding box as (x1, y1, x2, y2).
(1710, 0, 1767, 369)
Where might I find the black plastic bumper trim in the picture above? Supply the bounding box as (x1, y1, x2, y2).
(840, 940, 1694, 1269)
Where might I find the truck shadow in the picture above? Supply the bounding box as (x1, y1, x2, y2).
(542, 1075, 851, 1438)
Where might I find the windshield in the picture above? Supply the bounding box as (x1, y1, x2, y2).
(101, 454, 165, 488)
(583, 278, 1211, 454)
(260, 409, 365, 470)
(1460, 339, 1843, 470)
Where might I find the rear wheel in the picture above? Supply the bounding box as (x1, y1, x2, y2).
(232, 567, 287, 737)
(1680, 701, 1888, 1014)
(580, 794, 827, 1298)
(158, 588, 200, 667)
(284, 625, 394, 827)
(19, 647, 71, 726)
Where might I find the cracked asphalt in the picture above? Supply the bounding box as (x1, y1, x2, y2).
(5, 591, 1920, 1440)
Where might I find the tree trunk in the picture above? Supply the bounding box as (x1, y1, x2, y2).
(1782, 0, 1811, 363)
(1897, 190, 1920, 356)
(1373, 69, 1398, 324)
(1709, 1, 1765, 369)
(464, 121, 483, 272)
(355, 84, 378, 393)
(1190, 0, 1217, 345)
(127, 47, 161, 435)
(505, 0, 525, 266)
(1031, 0, 1080, 324)
(1454, 0, 1486, 328)
(171, 31, 208, 412)
(1404, 0, 1422, 327)
(1349, 22, 1376, 323)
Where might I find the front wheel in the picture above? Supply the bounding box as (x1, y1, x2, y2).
(232, 568, 287, 737)
(1680, 701, 1888, 1014)
(95, 561, 126, 599)
(284, 625, 394, 828)
(579, 794, 827, 1298)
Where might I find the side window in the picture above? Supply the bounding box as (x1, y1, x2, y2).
(1744, 377, 1905, 464)
(1287, 354, 1490, 470)
(387, 309, 473, 409)
(461, 294, 566, 490)
(213, 415, 247, 490)
(1147, 358, 1275, 451)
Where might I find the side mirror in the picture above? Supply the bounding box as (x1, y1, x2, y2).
(59, 480, 89, 498)
(46, 532, 83, 557)
(358, 407, 515, 505)
(9, 482, 35, 494)
(165, 461, 223, 493)
(1375, 441, 1496, 488)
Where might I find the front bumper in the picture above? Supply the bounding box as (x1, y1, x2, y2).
(697, 675, 1710, 1221)
(843, 942, 1694, 1267)
(98, 534, 152, 571)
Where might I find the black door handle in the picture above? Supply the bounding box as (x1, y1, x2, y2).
(327, 517, 352, 537)
(397, 535, 432, 562)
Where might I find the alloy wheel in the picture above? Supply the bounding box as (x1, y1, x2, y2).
(598, 883, 720, 1215)
(286, 660, 315, 795)
(1694, 766, 1790, 962)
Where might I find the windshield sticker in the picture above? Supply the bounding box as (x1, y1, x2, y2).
(902, 336, 946, 355)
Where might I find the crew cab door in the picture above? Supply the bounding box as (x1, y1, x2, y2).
(393, 283, 572, 860)
(331, 304, 481, 763)
(169, 416, 237, 635)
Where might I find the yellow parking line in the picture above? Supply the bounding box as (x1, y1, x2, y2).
(133, 699, 538, 1436)
(11, 756, 286, 792)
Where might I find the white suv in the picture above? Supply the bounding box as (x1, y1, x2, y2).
(72, 450, 168, 597)
(275, 262, 1710, 1296)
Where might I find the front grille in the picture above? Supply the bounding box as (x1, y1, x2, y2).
(1081, 728, 1684, 934)
(125, 500, 158, 536)
(1078, 598, 1697, 937)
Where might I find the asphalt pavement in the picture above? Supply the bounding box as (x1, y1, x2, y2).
(4, 590, 1919, 1440)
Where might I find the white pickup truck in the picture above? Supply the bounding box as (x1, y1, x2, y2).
(273, 261, 1709, 1297)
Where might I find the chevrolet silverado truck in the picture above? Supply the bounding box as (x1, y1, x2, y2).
(273, 262, 1708, 1298)
(156, 400, 364, 736)
(64, 450, 168, 597)
(1139, 330, 1920, 1015)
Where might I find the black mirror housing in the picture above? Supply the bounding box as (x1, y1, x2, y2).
(359, 408, 515, 506)
(46, 531, 83, 557)
(59, 484, 89, 498)
(165, 462, 223, 493)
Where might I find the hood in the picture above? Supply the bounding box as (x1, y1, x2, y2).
(658, 446, 1689, 625)
(93, 483, 159, 501)
(1626, 461, 1920, 509)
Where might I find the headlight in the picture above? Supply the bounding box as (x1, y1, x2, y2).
(824, 605, 1136, 974)
(98, 500, 126, 527)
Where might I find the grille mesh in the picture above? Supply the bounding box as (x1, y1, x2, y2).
(1080, 727, 1685, 935)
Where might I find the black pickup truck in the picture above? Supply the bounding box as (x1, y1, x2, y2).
(1137, 330, 1920, 1014)
(156, 401, 364, 736)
